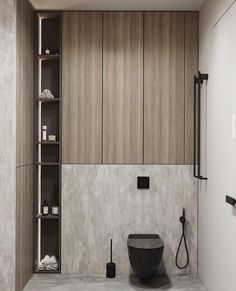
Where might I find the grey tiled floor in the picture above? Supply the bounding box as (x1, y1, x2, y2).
(23, 274, 207, 291)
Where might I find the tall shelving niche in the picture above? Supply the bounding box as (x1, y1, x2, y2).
(34, 12, 61, 273)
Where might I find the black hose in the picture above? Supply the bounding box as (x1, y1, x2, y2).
(175, 209, 190, 269)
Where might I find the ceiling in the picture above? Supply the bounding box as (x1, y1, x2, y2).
(29, 0, 205, 11)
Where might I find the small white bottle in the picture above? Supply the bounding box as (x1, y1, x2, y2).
(52, 204, 59, 215)
(45, 48, 50, 55)
(42, 200, 49, 216)
(42, 125, 47, 141)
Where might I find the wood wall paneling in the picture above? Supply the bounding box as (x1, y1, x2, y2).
(61, 12, 198, 165)
(144, 12, 185, 164)
(16, 0, 34, 167)
(185, 12, 199, 164)
(16, 0, 34, 290)
(62, 12, 103, 164)
(103, 12, 143, 164)
(16, 165, 33, 291)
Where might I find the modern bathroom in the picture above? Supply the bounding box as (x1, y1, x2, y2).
(1, 0, 236, 290)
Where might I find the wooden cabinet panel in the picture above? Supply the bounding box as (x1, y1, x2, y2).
(144, 12, 185, 164)
(103, 12, 143, 164)
(16, 165, 33, 291)
(16, 0, 34, 167)
(62, 12, 102, 163)
(185, 12, 199, 164)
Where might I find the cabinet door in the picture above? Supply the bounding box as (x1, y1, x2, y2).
(103, 12, 143, 164)
(144, 12, 185, 164)
(62, 12, 102, 163)
(185, 12, 199, 164)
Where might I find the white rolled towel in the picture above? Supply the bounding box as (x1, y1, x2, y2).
(38, 261, 44, 271)
(49, 255, 58, 270)
(40, 89, 54, 99)
(42, 255, 50, 267)
(50, 255, 57, 263)
(38, 255, 58, 271)
(45, 264, 53, 271)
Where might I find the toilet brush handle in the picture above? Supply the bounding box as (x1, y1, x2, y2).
(110, 239, 112, 263)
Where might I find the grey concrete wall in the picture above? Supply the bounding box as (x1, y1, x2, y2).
(0, 0, 16, 290)
(62, 165, 197, 276)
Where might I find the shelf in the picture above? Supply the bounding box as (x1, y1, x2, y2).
(36, 162, 60, 166)
(34, 11, 61, 276)
(37, 97, 60, 103)
(37, 11, 61, 20)
(36, 214, 60, 220)
(38, 54, 60, 60)
(36, 141, 60, 145)
(35, 269, 60, 274)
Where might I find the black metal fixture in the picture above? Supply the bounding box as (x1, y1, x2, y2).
(106, 239, 116, 278)
(194, 71, 209, 180)
(225, 195, 236, 207)
(137, 176, 150, 189)
(175, 208, 189, 269)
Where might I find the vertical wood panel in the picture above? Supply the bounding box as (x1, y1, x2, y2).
(62, 12, 102, 164)
(16, 0, 34, 290)
(144, 12, 185, 164)
(185, 12, 199, 164)
(16, 165, 33, 291)
(103, 12, 143, 164)
(16, 0, 34, 167)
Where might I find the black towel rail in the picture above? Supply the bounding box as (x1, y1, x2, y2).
(194, 71, 208, 180)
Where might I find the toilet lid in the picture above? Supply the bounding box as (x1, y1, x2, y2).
(127, 234, 164, 249)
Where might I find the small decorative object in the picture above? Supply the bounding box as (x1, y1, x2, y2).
(42, 200, 49, 216)
(48, 135, 56, 142)
(106, 239, 116, 278)
(45, 48, 50, 55)
(42, 125, 47, 141)
(38, 255, 58, 271)
(51, 51, 59, 56)
(39, 89, 54, 99)
(52, 204, 59, 215)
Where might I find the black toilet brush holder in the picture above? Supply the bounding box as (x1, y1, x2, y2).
(106, 239, 116, 278)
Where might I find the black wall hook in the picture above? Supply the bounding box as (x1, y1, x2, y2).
(226, 195, 236, 207)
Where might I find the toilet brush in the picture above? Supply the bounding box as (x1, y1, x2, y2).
(106, 239, 116, 278)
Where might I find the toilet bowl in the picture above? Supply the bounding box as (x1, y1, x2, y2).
(127, 234, 164, 278)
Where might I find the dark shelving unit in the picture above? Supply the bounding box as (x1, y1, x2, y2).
(36, 141, 60, 145)
(36, 162, 60, 166)
(34, 11, 61, 274)
(37, 98, 60, 103)
(36, 214, 60, 220)
(38, 54, 60, 60)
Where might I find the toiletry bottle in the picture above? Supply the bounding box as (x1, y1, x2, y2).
(42, 125, 47, 141)
(52, 203, 59, 215)
(42, 200, 49, 216)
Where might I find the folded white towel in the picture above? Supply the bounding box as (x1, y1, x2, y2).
(42, 255, 50, 266)
(50, 255, 57, 264)
(45, 264, 52, 271)
(49, 255, 58, 270)
(40, 89, 54, 99)
(38, 255, 58, 271)
(38, 262, 44, 271)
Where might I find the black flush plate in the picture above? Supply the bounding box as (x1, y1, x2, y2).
(137, 177, 150, 189)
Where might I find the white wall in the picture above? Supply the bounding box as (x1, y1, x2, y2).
(0, 0, 16, 290)
(199, 0, 236, 290)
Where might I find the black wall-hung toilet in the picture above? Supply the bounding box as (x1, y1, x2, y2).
(127, 234, 164, 278)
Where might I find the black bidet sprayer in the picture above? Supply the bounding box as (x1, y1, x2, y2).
(175, 208, 189, 269)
